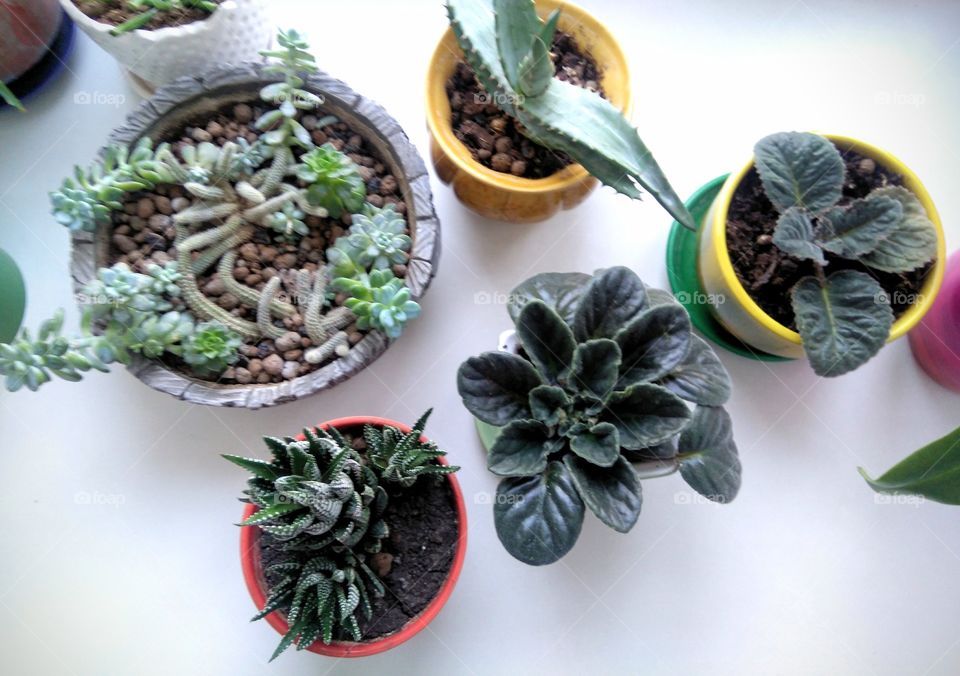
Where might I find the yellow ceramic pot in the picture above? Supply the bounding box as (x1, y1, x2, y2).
(425, 0, 631, 223)
(698, 133, 947, 359)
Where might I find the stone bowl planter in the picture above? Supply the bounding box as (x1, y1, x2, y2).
(58, 0, 273, 94)
(69, 62, 440, 409)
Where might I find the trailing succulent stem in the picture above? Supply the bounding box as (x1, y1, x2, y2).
(446, 0, 694, 229)
(457, 266, 740, 565)
(225, 414, 458, 659)
(755, 132, 938, 376)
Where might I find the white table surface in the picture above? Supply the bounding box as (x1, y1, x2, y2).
(1, 1, 959, 674)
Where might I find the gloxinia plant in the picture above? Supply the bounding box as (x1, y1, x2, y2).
(755, 131, 938, 376)
(457, 267, 741, 565)
(446, 0, 694, 230)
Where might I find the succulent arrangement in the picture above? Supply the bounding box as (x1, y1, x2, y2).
(97, 0, 220, 35)
(457, 267, 741, 565)
(0, 29, 421, 392)
(754, 132, 938, 376)
(446, 0, 694, 230)
(224, 412, 459, 660)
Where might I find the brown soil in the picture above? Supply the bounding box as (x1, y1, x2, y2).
(106, 101, 410, 385)
(446, 31, 604, 179)
(72, 0, 222, 31)
(726, 147, 933, 330)
(259, 428, 459, 643)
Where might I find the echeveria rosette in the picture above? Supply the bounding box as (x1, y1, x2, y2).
(456, 266, 740, 565)
(298, 143, 366, 218)
(181, 321, 242, 378)
(342, 205, 412, 271)
(755, 132, 938, 377)
(267, 202, 309, 243)
(333, 269, 421, 340)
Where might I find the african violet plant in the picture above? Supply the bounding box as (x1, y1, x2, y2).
(755, 132, 938, 376)
(446, 0, 694, 230)
(457, 267, 741, 565)
(0, 29, 420, 392)
(224, 411, 458, 660)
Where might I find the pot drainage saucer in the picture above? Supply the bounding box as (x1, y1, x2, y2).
(0, 10, 76, 111)
(474, 419, 501, 452)
(665, 175, 792, 362)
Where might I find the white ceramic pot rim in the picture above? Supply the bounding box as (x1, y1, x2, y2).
(59, 0, 237, 40)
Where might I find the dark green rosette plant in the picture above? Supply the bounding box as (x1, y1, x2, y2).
(457, 267, 741, 565)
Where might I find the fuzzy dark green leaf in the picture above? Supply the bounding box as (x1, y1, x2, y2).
(517, 300, 576, 383)
(457, 351, 543, 425)
(568, 338, 621, 399)
(754, 132, 845, 213)
(678, 406, 741, 503)
(564, 455, 642, 533)
(659, 335, 732, 406)
(573, 266, 648, 341)
(773, 207, 826, 264)
(615, 304, 691, 387)
(859, 425, 960, 504)
(791, 270, 893, 377)
(602, 383, 691, 449)
(494, 461, 584, 565)
(529, 384, 570, 426)
(488, 419, 555, 477)
(508, 271, 591, 327)
(568, 422, 620, 467)
(819, 194, 903, 257)
(860, 186, 939, 273)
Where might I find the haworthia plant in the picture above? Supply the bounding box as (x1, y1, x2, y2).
(225, 414, 458, 660)
(860, 425, 960, 505)
(754, 132, 938, 377)
(457, 267, 741, 566)
(446, 0, 695, 230)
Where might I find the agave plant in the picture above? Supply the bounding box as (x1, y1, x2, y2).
(225, 414, 459, 660)
(457, 267, 741, 565)
(446, 0, 694, 229)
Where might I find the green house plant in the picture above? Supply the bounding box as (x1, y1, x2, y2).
(457, 266, 741, 565)
(426, 0, 693, 225)
(230, 413, 466, 659)
(860, 425, 960, 504)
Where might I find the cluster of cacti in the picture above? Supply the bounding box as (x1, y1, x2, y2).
(225, 414, 458, 659)
(446, 0, 694, 230)
(104, 0, 219, 36)
(755, 132, 938, 376)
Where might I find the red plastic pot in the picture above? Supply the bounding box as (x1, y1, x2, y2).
(239, 415, 468, 658)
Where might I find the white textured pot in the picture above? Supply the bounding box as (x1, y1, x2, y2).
(0, 0, 61, 82)
(59, 0, 273, 93)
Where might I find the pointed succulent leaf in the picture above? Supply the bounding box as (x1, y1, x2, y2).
(568, 422, 620, 467)
(447, 0, 518, 116)
(860, 186, 938, 273)
(528, 384, 570, 426)
(488, 419, 554, 476)
(517, 300, 575, 383)
(678, 406, 741, 503)
(602, 383, 691, 449)
(222, 454, 280, 481)
(494, 461, 584, 565)
(242, 502, 303, 526)
(457, 351, 543, 425)
(753, 132, 845, 213)
(508, 271, 591, 326)
(791, 270, 893, 377)
(573, 266, 648, 341)
(539, 8, 560, 45)
(859, 425, 960, 504)
(568, 338, 621, 399)
(818, 194, 903, 258)
(615, 304, 692, 387)
(658, 336, 732, 406)
(564, 455, 642, 533)
(773, 207, 826, 264)
(493, 0, 541, 93)
(518, 36, 553, 97)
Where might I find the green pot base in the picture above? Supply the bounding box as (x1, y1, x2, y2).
(665, 175, 792, 363)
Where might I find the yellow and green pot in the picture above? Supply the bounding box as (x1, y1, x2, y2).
(697, 134, 947, 359)
(425, 0, 631, 223)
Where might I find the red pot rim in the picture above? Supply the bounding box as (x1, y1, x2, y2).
(239, 415, 468, 658)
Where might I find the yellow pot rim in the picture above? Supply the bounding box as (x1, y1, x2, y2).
(424, 0, 632, 194)
(710, 133, 947, 345)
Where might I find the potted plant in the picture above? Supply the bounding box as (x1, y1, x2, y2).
(227, 412, 466, 660)
(0, 29, 439, 405)
(698, 131, 946, 376)
(0, 248, 26, 343)
(59, 0, 273, 95)
(1, 0, 73, 111)
(426, 0, 693, 226)
(909, 250, 960, 392)
(457, 266, 741, 565)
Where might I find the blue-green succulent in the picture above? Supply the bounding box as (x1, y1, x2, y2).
(267, 202, 309, 243)
(182, 321, 243, 377)
(334, 269, 420, 339)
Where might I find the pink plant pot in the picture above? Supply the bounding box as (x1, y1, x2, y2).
(910, 250, 960, 393)
(0, 0, 61, 83)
